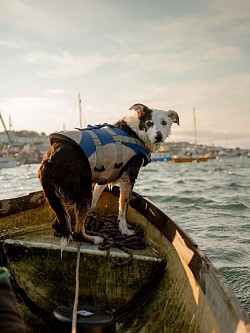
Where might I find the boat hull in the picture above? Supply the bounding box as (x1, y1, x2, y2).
(151, 155, 172, 162)
(172, 156, 209, 163)
(0, 189, 249, 333)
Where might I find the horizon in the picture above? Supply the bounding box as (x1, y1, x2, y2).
(0, 127, 248, 151)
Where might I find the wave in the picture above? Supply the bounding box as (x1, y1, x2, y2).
(148, 194, 249, 211)
(228, 182, 245, 187)
(149, 194, 215, 206)
(208, 202, 249, 210)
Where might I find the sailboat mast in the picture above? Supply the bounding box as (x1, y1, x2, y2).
(0, 112, 12, 145)
(9, 115, 12, 131)
(193, 107, 197, 147)
(78, 93, 83, 128)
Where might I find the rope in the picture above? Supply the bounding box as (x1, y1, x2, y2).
(53, 213, 145, 332)
(54, 212, 146, 267)
(85, 212, 146, 267)
(71, 244, 81, 333)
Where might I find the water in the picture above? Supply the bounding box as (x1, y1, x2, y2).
(0, 158, 249, 316)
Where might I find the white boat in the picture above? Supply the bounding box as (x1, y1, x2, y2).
(0, 155, 17, 169)
(0, 112, 18, 169)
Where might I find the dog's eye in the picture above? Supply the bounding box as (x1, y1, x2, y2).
(145, 120, 154, 127)
(162, 120, 167, 126)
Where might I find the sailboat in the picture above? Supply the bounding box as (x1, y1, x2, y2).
(172, 108, 209, 163)
(0, 112, 17, 169)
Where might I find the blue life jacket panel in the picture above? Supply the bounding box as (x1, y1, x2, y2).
(49, 124, 151, 184)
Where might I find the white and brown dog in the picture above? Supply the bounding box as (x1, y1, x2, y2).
(38, 103, 179, 249)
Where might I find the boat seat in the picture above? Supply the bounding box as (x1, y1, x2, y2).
(3, 225, 163, 263)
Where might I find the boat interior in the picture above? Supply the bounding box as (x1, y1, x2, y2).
(0, 188, 249, 333)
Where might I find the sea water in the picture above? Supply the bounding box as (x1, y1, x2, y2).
(0, 158, 249, 316)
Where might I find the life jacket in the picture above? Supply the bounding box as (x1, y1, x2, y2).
(49, 124, 151, 184)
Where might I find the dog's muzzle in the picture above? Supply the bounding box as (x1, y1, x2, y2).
(155, 131, 163, 142)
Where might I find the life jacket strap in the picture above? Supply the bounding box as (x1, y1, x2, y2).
(86, 130, 105, 172)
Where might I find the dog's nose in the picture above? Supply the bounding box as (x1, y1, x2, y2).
(155, 131, 163, 142)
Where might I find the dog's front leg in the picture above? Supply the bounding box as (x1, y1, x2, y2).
(118, 176, 134, 236)
(91, 184, 107, 211)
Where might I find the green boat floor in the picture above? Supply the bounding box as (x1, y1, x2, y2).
(2, 225, 165, 326)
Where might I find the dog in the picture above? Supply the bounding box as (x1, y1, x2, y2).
(38, 103, 179, 250)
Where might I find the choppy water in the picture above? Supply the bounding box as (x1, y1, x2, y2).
(0, 158, 249, 316)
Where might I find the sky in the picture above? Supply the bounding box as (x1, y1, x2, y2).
(0, 0, 250, 149)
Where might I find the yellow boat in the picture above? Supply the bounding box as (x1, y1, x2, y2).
(172, 155, 210, 163)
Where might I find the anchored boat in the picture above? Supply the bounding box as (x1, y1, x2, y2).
(0, 155, 17, 169)
(0, 112, 17, 169)
(0, 188, 249, 333)
(172, 155, 210, 163)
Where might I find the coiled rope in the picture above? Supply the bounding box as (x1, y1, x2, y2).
(77, 212, 146, 267)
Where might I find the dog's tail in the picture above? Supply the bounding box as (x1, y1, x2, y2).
(39, 167, 72, 253)
(47, 186, 73, 256)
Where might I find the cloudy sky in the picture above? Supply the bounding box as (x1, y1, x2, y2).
(0, 0, 249, 148)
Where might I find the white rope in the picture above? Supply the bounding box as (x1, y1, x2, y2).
(72, 244, 81, 333)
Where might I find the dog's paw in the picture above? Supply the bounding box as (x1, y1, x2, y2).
(118, 219, 135, 236)
(94, 236, 104, 245)
(120, 225, 135, 236)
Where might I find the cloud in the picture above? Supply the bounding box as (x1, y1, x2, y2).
(22, 36, 242, 81)
(1, 95, 72, 132)
(23, 50, 112, 77)
(12, 0, 244, 84)
(0, 0, 74, 40)
(1, 0, 249, 150)
(0, 39, 21, 49)
(45, 89, 67, 95)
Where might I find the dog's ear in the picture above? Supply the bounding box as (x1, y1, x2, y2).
(129, 103, 146, 119)
(168, 110, 180, 125)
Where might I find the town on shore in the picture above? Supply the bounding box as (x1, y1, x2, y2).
(0, 130, 249, 165)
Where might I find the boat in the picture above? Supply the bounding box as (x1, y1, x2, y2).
(0, 188, 249, 333)
(0, 154, 17, 169)
(172, 155, 210, 163)
(217, 148, 242, 159)
(151, 153, 209, 163)
(151, 146, 172, 162)
(0, 112, 17, 169)
(151, 153, 172, 162)
(171, 108, 210, 163)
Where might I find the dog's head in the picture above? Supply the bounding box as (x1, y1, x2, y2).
(124, 103, 179, 152)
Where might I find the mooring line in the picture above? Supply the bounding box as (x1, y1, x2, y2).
(72, 243, 81, 333)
